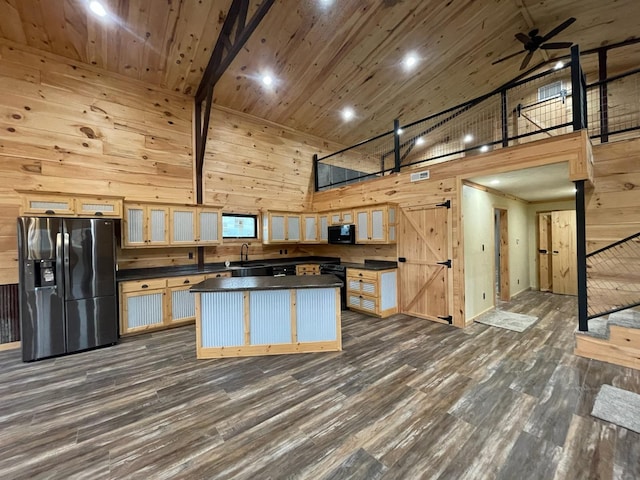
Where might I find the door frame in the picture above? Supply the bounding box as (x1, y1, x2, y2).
(494, 208, 510, 302)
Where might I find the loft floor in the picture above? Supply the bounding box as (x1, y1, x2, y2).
(0, 291, 638, 479)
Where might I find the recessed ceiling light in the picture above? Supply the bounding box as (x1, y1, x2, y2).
(463, 134, 473, 143)
(403, 53, 418, 71)
(480, 145, 489, 152)
(490, 179, 500, 185)
(554, 61, 564, 70)
(415, 137, 425, 146)
(342, 107, 355, 121)
(261, 74, 273, 86)
(89, 0, 107, 17)
(397, 128, 403, 135)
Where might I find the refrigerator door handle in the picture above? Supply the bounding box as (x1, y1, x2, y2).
(63, 232, 71, 289)
(56, 232, 64, 293)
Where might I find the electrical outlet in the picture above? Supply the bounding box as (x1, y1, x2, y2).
(482, 244, 484, 251)
(279, 249, 283, 254)
(483, 292, 485, 300)
(285, 249, 288, 254)
(517, 279, 520, 284)
(188, 252, 193, 259)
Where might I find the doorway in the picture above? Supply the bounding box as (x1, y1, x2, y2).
(494, 208, 510, 302)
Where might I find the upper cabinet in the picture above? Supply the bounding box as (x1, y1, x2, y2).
(170, 206, 221, 246)
(19, 191, 122, 218)
(123, 203, 170, 247)
(354, 204, 397, 244)
(328, 209, 354, 226)
(263, 212, 301, 244)
(301, 213, 319, 243)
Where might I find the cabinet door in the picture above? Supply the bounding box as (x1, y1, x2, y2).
(319, 214, 329, 242)
(122, 290, 165, 333)
(388, 206, 396, 242)
(170, 207, 196, 245)
(270, 214, 286, 242)
(342, 210, 354, 224)
(22, 194, 75, 216)
(123, 205, 146, 247)
(198, 208, 220, 244)
(371, 208, 385, 242)
(169, 286, 197, 324)
(76, 197, 122, 217)
(148, 206, 170, 246)
(302, 215, 318, 242)
(330, 212, 342, 225)
(356, 210, 369, 242)
(287, 215, 301, 242)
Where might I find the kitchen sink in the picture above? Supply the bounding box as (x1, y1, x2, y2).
(231, 266, 274, 277)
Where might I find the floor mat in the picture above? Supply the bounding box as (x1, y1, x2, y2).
(475, 309, 539, 332)
(592, 384, 640, 434)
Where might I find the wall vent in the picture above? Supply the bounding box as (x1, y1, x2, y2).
(538, 81, 563, 101)
(410, 170, 430, 182)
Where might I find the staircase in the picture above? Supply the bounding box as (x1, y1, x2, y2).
(574, 232, 640, 369)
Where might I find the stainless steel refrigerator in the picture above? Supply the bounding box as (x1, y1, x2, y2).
(17, 217, 118, 362)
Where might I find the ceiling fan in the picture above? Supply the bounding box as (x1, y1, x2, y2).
(492, 17, 576, 70)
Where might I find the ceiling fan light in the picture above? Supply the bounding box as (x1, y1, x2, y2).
(554, 61, 564, 70)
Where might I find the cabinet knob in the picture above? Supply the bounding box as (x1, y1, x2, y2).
(358, 273, 363, 277)
(141, 284, 148, 289)
(183, 279, 190, 284)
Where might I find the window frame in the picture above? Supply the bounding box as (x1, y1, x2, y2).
(222, 213, 259, 240)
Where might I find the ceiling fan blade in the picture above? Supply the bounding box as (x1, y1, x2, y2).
(540, 42, 573, 50)
(520, 50, 534, 70)
(541, 17, 576, 42)
(515, 32, 530, 45)
(491, 49, 525, 65)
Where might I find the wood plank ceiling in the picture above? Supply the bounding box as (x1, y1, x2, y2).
(0, 0, 638, 145)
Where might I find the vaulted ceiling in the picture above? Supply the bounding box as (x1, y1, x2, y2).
(1, 0, 638, 145)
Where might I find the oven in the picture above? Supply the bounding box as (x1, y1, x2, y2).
(320, 264, 346, 310)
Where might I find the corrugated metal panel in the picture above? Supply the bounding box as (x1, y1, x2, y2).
(81, 203, 114, 212)
(149, 209, 166, 242)
(0, 284, 20, 343)
(372, 210, 384, 239)
(296, 288, 336, 342)
(128, 208, 144, 243)
(361, 281, 375, 295)
(199, 211, 218, 242)
(201, 292, 244, 347)
(389, 225, 396, 241)
(171, 289, 195, 320)
(348, 279, 360, 291)
(30, 201, 69, 210)
(348, 295, 360, 307)
(127, 293, 163, 328)
(173, 211, 194, 242)
(380, 271, 397, 311)
(250, 290, 291, 344)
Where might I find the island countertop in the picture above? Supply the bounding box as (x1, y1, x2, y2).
(190, 274, 343, 293)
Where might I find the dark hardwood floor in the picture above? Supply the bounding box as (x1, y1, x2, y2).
(1, 290, 639, 479)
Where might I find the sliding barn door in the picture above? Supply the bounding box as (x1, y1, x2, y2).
(551, 210, 577, 295)
(398, 203, 452, 323)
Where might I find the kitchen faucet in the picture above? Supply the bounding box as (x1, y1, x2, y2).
(240, 243, 249, 264)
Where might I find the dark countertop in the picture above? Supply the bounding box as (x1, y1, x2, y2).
(116, 256, 340, 282)
(190, 274, 343, 293)
(342, 260, 398, 271)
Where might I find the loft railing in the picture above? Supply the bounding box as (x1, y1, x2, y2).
(314, 45, 588, 192)
(584, 232, 640, 322)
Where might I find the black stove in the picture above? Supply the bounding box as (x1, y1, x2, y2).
(320, 264, 346, 309)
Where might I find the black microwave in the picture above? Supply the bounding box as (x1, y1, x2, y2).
(328, 224, 356, 244)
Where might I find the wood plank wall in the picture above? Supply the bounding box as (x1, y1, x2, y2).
(0, 40, 194, 282)
(586, 137, 640, 252)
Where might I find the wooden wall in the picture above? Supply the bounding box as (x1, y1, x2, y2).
(0, 40, 195, 283)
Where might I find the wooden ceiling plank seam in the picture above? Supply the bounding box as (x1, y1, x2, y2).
(0, 0, 28, 44)
(15, 0, 52, 53)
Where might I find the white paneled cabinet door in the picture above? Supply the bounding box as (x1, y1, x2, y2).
(371, 208, 385, 242)
(123, 290, 165, 332)
(198, 208, 220, 244)
(270, 214, 286, 242)
(287, 215, 301, 242)
(302, 215, 317, 243)
(319, 214, 328, 242)
(148, 206, 170, 246)
(171, 208, 196, 245)
(124, 205, 145, 247)
(356, 210, 369, 242)
(388, 206, 396, 242)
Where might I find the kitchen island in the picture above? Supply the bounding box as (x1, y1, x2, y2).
(190, 275, 342, 359)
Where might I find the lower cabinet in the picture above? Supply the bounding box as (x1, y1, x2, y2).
(346, 268, 398, 318)
(119, 272, 232, 335)
(296, 264, 320, 275)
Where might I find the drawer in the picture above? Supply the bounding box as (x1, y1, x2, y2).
(167, 275, 206, 288)
(346, 268, 377, 281)
(121, 278, 167, 293)
(348, 294, 378, 312)
(347, 277, 378, 296)
(206, 271, 232, 279)
(296, 264, 320, 275)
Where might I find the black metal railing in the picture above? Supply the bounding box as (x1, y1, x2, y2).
(585, 232, 640, 321)
(315, 45, 588, 191)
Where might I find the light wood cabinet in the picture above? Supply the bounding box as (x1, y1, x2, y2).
(301, 214, 319, 243)
(120, 273, 232, 334)
(19, 191, 122, 217)
(346, 268, 398, 318)
(328, 210, 354, 225)
(263, 212, 302, 243)
(354, 204, 396, 244)
(170, 206, 222, 246)
(318, 213, 329, 243)
(123, 203, 170, 247)
(296, 264, 320, 275)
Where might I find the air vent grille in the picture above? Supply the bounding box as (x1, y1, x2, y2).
(538, 81, 563, 101)
(410, 170, 430, 182)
